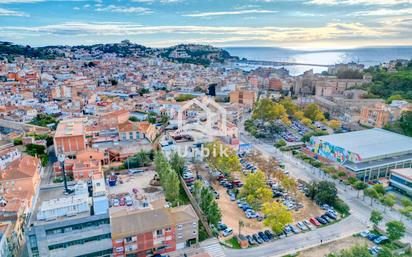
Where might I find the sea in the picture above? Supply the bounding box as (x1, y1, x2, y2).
(224, 46, 412, 76)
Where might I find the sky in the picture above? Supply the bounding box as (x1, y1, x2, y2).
(0, 0, 411, 49)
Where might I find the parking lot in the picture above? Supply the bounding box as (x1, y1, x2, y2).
(107, 167, 166, 212)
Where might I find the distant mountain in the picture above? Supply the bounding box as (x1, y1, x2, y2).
(0, 40, 239, 66)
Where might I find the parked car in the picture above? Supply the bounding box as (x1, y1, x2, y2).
(289, 224, 300, 234)
(326, 210, 337, 220)
(309, 217, 321, 226)
(315, 216, 328, 225)
(222, 228, 233, 237)
(283, 225, 292, 235)
(258, 231, 269, 242)
(359, 231, 369, 238)
(369, 246, 382, 256)
(128, 169, 144, 174)
(367, 233, 379, 241)
(230, 193, 236, 201)
(253, 234, 263, 244)
(321, 214, 332, 223)
(246, 210, 258, 219)
(374, 236, 388, 244)
(264, 230, 274, 240)
(246, 235, 256, 245)
(296, 221, 308, 231)
(217, 223, 227, 231)
(303, 220, 314, 230)
(112, 198, 120, 207)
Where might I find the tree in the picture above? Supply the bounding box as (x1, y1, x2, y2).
(241, 171, 272, 210)
(400, 196, 412, 208)
(204, 140, 241, 176)
(304, 103, 325, 121)
(129, 116, 138, 122)
(207, 201, 221, 227)
(381, 194, 396, 212)
(364, 188, 379, 206)
(275, 139, 286, 148)
(386, 220, 406, 242)
(164, 169, 180, 204)
(294, 111, 304, 120)
(301, 117, 312, 127)
(315, 181, 337, 205)
(170, 151, 185, 175)
(252, 99, 289, 124)
(370, 210, 383, 228)
(399, 111, 412, 136)
(400, 206, 412, 221)
(154, 152, 170, 182)
(354, 181, 367, 198)
(281, 176, 297, 196)
(262, 202, 293, 234)
(192, 180, 203, 203)
(306, 181, 318, 200)
(373, 184, 386, 196)
(329, 119, 341, 131)
(200, 187, 214, 214)
(279, 97, 298, 116)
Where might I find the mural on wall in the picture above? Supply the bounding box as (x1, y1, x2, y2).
(309, 137, 362, 163)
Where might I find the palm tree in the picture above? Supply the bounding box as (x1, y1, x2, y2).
(238, 220, 245, 236)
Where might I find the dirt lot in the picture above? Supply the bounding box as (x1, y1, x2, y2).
(290, 192, 324, 221)
(299, 236, 373, 257)
(215, 182, 267, 236)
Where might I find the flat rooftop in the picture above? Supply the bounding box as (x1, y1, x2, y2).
(315, 128, 412, 161)
(30, 185, 91, 226)
(55, 119, 85, 137)
(391, 168, 412, 181)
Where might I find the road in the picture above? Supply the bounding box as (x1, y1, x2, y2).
(222, 131, 411, 257)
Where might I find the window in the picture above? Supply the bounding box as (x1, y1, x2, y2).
(165, 227, 171, 232)
(192, 222, 197, 227)
(156, 229, 163, 236)
(192, 230, 197, 235)
(129, 132, 134, 140)
(177, 224, 183, 230)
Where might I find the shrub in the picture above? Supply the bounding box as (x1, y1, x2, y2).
(332, 198, 350, 216)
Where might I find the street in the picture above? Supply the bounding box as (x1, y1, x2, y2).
(221, 131, 412, 257)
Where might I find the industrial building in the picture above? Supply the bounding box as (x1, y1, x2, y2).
(309, 128, 412, 181)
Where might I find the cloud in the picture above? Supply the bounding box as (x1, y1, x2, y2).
(183, 9, 278, 17)
(95, 5, 152, 14)
(351, 7, 412, 16)
(0, 7, 29, 16)
(306, 0, 411, 5)
(0, 0, 88, 3)
(0, 21, 399, 43)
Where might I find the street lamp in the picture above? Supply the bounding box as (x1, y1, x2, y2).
(58, 153, 71, 194)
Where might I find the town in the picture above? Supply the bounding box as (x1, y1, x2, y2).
(0, 41, 411, 257)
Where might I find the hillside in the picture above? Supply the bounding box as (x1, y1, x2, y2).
(0, 40, 238, 66)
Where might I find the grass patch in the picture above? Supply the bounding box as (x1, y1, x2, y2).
(225, 237, 241, 249)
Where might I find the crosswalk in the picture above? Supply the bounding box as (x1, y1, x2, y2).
(200, 238, 226, 257)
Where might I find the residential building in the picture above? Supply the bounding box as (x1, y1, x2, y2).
(0, 222, 12, 257)
(110, 205, 198, 257)
(229, 90, 257, 107)
(118, 121, 158, 142)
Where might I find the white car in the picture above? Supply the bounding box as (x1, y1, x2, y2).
(222, 228, 233, 237)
